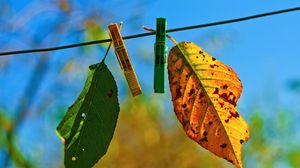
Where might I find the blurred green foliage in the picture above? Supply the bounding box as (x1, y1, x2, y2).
(97, 96, 230, 168)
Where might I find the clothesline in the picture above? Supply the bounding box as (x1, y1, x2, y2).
(0, 6, 300, 56)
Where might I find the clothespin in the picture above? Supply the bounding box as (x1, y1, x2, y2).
(154, 18, 167, 93)
(108, 23, 142, 97)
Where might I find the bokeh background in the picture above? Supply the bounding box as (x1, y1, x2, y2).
(1, 0, 300, 168)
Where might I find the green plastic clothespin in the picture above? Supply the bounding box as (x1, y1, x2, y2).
(154, 17, 167, 93)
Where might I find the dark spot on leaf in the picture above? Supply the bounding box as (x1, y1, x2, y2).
(210, 64, 218, 68)
(203, 131, 208, 136)
(240, 139, 244, 144)
(220, 143, 227, 148)
(219, 102, 224, 108)
(216, 128, 221, 136)
(228, 159, 233, 163)
(222, 85, 228, 89)
(213, 88, 219, 94)
(228, 68, 231, 71)
(225, 119, 229, 123)
(220, 93, 228, 100)
(199, 136, 208, 142)
(188, 88, 195, 96)
(208, 121, 213, 125)
(199, 91, 205, 98)
(212, 57, 216, 61)
(107, 89, 114, 98)
(196, 56, 199, 59)
(199, 50, 203, 54)
(231, 101, 237, 106)
(220, 93, 237, 106)
(230, 111, 240, 118)
(63, 138, 68, 145)
(191, 126, 199, 134)
(182, 104, 187, 108)
(175, 87, 182, 99)
(182, 119, 189, 127)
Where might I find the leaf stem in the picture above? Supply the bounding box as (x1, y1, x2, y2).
(102, 21, 123, 63)
(101, 42, 112, 63)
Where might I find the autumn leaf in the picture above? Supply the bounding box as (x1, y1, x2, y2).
(168, 41, 249, 168)
(56, 62, 120, 168)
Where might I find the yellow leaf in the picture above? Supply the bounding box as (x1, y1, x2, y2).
(168, 41, 249, 168)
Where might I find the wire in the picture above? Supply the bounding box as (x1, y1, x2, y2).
(1, 6, 300, 56)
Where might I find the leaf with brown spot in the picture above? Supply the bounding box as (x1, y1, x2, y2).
(57, 62, 120, 168)
(168, 41, 249, 168)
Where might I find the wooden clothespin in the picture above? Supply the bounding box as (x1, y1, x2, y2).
(108, 23, 142, 97)
(154, 18, 167, 93)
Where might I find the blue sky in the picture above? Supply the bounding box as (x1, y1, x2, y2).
(1, 0, 300, 112)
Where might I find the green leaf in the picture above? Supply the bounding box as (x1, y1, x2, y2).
(56, 62, 120, 168)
